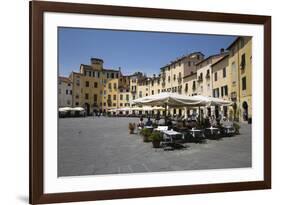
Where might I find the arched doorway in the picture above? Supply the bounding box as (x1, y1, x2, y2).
(84, 103, 90, 116)
(242, 101, 248, 121)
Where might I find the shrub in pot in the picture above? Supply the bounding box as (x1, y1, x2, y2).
(140, 128, 152, 142)
(233, 122, 240, 134)
(128, 123, 136, 134)
(149, 131, 163, 148)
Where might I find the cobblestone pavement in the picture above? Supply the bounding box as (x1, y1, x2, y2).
(58, 117, 251, 177)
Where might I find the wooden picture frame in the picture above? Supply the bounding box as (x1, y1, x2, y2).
(30, 1, 271, 204)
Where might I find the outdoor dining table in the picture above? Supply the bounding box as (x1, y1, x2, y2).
(162, 130, 184, 148)
(144, 126, 154, 130)
(205, 126, 219, 135)
(223, 125, 235, 134)
(189, 128, 204, 138)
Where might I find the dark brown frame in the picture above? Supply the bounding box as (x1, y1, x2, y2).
(30, 1, 271, 204)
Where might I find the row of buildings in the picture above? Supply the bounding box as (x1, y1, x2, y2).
(58, 36, 252, 122)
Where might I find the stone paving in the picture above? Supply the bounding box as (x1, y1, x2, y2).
(58, 117, 252, 177)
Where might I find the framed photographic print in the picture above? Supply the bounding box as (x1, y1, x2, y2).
(30, 0, 271, 204)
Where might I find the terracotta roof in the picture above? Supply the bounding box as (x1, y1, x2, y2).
(211, 54, 229, 67)
(59, 76, 72, 83)
(160, 51, 205, 69)
(195, 52, 228, 66)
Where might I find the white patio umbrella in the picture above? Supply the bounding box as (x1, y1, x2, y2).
(58, 107, 72, 112)
(72, 107, 85, 111)
(132, 92, 202, 124)
(191, 95, 233, 106)
(189, 95, 233, 123)
(132, 92, 202, 107)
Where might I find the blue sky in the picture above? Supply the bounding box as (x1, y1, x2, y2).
(58, 27, 236, 77)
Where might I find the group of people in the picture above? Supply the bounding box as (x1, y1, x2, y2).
(137, 113, 233, 130)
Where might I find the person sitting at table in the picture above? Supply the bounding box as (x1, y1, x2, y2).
(155, 112, 160, 125)
(166, 119, 173, 130)
(209, 115, 217, 127)
(145, 117, 153, 126)
(138, 116, 144, 128)
(220, 116, 233, 127)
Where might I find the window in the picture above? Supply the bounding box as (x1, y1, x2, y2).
(97, 72, 100, 78)
(213, 88, 220, 98)
(225, 85, 228, 96)
(152, 90, 154, 95)
(185, 84, 188, 92)
(85, 93, 89, 99)
(114, 83, 117, 89)
(120, 94, 123, 100)
(93, 94, 97, 102)
(173, 74, 176, 81)
(75, 95, 79, 99)
(116, 73, 119, 78)
(168, 76, 170, 82)
(70, 90, 72, 95)
(93, 72, 95, 77)
(85, 81, 89, 87)
(76, 79, 80, 86)
(188, 61, 191, 66)
(232, 62, 237, 83)
(221, 87, 224, 97)
(107, 73, 109, 78)
(113, 95, 116, 100)
(223, 67, 226, 78)
(94, 82, 98, 88)
(111, 73, 114, 78)
(214, 72, 218, 81)
(108, 83, 112, 89)
(126, 94, 129, 101)
(120, 103, 123, 107)
(66, 90, 68, 95)
(67, 100, 70, 105)
(158, 89, 160, 93)
(139, 91, 142, 98)
(242, 77, 247, 90)
(89, 71, 91, 77)
(108, 95, 111, 99)
(75, 102, 79, 106)
(240, 53, 246, 69)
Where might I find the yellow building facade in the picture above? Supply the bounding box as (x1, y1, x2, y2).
(64, 38, 251, 121)
(227, 37, 252, 122)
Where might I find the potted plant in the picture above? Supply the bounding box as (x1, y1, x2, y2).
(149, 131, 163, 148)
(233, 122, 240, 134)
(128, 123, 136, 134)
(140, 128, 152, 142)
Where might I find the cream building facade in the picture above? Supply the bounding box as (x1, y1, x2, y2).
(58, 76, 73, 107)
(61, 38, 252, 121)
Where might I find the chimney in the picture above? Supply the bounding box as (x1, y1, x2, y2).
(220, 48, 225, 53)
